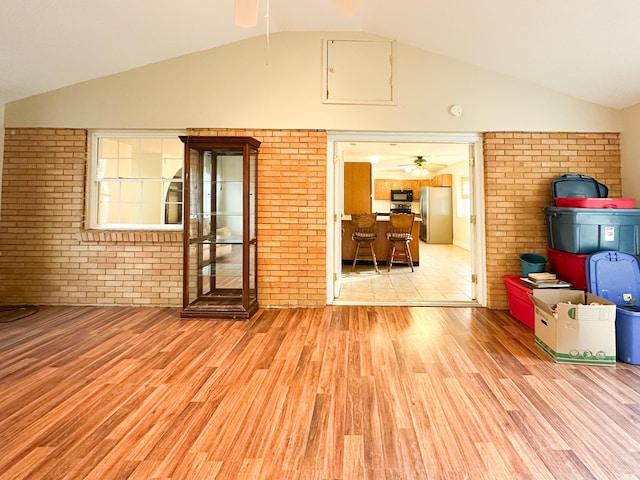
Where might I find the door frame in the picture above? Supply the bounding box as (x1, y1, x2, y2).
(326, 130, 487, 306)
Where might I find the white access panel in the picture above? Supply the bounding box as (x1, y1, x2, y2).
(323, 39, 396, 105)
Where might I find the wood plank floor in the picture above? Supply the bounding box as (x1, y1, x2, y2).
(1, 305, 640, 479)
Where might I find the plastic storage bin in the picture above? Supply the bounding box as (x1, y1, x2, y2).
(586, 251, 640, 365)
(503, 275, 534, 328)
(554, 198, 636, 209)
(552, 174, 608, 204)
(547, 247, 588, 290)
(544, 206, 640, 255)
(520, 253, 547, 277)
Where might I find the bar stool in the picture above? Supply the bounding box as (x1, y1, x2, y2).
(386, 213, 415, 272)
(351, 212, 379, 273)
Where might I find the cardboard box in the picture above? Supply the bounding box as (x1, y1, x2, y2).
(529, 289, 617, 365)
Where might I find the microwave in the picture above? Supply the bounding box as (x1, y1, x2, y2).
(390, 189, 413, 202)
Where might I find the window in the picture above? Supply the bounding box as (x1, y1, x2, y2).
(457, 175, 471, 218)
(89, 132, 184, 230)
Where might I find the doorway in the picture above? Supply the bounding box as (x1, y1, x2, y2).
(326, 131, 486, 306)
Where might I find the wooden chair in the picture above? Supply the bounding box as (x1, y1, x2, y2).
(386, 213, 415, 272)
(351, 212, 379, 273)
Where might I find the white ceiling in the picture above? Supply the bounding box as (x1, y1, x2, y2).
(340, 141, 470, 173)
(2, 0, 640, 109)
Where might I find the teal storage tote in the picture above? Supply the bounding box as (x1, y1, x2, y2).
(520, 253, 547, 277)
(544, 206, 640, 255)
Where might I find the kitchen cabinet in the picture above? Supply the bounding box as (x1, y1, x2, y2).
(430, 174, 453, 187)
(373, 179, 431, 200)
(180, 136, 260, 320)
(373, 178, 391, 201)
(344, 162, 372, 213)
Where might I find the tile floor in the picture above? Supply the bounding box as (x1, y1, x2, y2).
(337, 242, 474, 305)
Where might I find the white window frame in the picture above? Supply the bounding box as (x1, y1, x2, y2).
(88, 131, 186, 230)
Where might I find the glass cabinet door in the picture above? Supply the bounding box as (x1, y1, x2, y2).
(248, 148, 258, 307)
(180, 136, 260, 319)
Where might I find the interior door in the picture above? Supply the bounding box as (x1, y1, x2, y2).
(468, 142, 480, 302)
(333, 142, 344, 299)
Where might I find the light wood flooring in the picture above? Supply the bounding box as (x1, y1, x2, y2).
(1, 305, 640, 479)
(340, 242, 473, 304)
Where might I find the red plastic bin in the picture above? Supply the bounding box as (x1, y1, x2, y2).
(503, 275, 534, 329)
(547, 247, 588, 290)
(554, 197, 635, 209)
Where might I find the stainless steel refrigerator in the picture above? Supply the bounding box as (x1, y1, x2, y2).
(419, 186, 453, 243)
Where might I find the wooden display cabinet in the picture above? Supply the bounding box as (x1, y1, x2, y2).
(180, 136, 260, 319)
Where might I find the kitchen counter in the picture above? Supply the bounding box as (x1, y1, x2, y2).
(342, 215, 421, 265)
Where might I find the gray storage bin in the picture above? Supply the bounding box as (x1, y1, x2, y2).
(551, 173, 608, 205)
(544, 206, 640, 255)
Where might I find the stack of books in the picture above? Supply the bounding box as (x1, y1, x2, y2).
(520, 272, 571, 289)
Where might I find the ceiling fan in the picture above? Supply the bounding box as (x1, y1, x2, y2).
(234, 0, 364, 28)
(401, 156, 447, 175)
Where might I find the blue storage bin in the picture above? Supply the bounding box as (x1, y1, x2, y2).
(586, 251, 640, 364)
(545, 206, 640, 255)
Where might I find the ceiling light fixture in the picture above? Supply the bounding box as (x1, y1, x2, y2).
(404, 156, 431, 176)
(405, 166, 430, 176)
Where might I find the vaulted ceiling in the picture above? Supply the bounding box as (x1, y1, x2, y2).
(2, 0, 640, 109)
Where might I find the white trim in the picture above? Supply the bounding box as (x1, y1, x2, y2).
(470, 141, 487, 307)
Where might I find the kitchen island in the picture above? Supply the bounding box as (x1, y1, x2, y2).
(342, 215, 421, 265)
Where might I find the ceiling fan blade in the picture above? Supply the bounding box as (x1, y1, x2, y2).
(234, 0, 259, 28)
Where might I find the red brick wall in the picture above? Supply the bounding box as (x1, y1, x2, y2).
(484, 132, 621, 309)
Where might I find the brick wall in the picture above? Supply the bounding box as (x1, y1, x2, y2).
(187, 128, 327, 307)
(0, 128, 183, 306)
(0, 128, 327, 308)
(484, 132, 621, 309)
(0, 128, 621, 310)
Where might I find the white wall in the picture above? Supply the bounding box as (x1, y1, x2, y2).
(4, 32, 621, 132)
(621, 103, 640, 203)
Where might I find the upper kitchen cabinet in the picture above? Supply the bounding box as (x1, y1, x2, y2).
(180, 136, 260, 320)
(344, 162, 372, 213)
(373, 179, 431, 200)
(373, 179, 391, 201)
(430, 174, 453, 187)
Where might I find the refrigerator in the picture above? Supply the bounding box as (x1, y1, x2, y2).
(419, 186, 453, 243)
